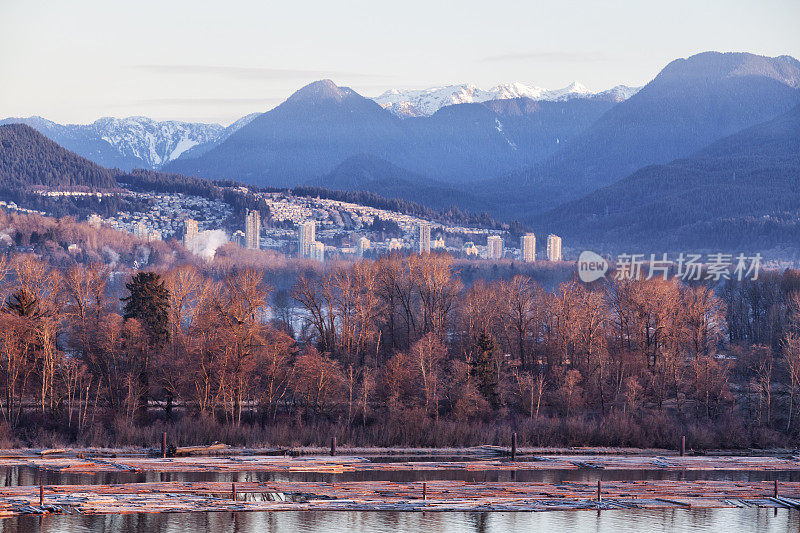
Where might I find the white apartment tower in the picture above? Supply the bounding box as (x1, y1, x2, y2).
(521, 233, 536, 263)
(310, 241, 325, 262)
(356, 236, 370, 259)
(418, 223, 431, 254)
(184, 219, 199, 248)
(547, 234, 562, 262)
(298, 220, 316, 257)
(486, 235, 503, 260)
(245, 210, 261, 250)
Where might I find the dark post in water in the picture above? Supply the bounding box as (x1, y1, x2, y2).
(162, 432, 167, 459)
(680, 435, 686, 457)
(511, 432, 517, 461)
(330, 436, 336, 456)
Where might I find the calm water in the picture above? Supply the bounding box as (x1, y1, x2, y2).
(3, 465, 800, 485)
(2, 462, 799, 532)
(0, 509, 797, 533)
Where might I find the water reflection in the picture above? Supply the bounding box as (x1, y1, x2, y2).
(0, 509, 797, 533)
(3, 465, 800, 487)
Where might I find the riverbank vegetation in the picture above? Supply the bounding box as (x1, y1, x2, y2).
(0, 220, 799, 450)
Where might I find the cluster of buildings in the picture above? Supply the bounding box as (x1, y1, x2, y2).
(414, 224, 562, 263)
(260, 216, 565, 264)
(100, 192, 232, 242)
(71, 186, 565, 263)
(297, 219, 325, 261)
(0, 200, 44, 216)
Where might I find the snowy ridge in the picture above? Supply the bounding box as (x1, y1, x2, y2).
(373, 82, 640, 117)
(91, 117, 224, 168)
(0, 115, 261, 170)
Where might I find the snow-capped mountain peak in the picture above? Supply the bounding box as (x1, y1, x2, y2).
(543, 81, 592, 100)
(88, 116, 224, 168)
(0, 115, 263, 170)
(372, 81, 640, 117)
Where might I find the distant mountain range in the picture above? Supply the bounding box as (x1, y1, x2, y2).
(163, 52, 799, 211)
(0, 114, 258, 171)
(3, 51, 800, 254)
(163, 79, 620, 187)
(0, 80, 638, 174)
(0, 123, 493, 229)
(537, 104, 800, 252)
(483, 52, 800, 216)
(373, 82, 640, 117)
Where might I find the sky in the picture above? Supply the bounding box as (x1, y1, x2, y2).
(1, 0, 798, 125)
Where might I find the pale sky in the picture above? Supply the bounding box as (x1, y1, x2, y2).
(1, 0, 798, 125)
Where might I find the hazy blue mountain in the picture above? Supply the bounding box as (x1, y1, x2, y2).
(165, 80, 407, 186)
(173, 113, 260, 160)
(536, 104, 800, 252)
(313, 154, 492, 212)
(401, 96, 616, 182)
(486, 52, 800, 216)
(164, 79, 616, 186)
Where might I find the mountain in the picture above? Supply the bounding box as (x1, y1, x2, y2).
(401, 97, 617, 181)
(0, 123, 117, 190)
(0, 115, 257, 171)
(165, 79, 617, 187)
(313, 154, 491, 212)
(174, 113, 260, 160)
(165, 80, 406, 187)
(537, 104, 800, 252)
(373, 82, 639, 117)
(487, 52, 800, 217)
(1, 122, 486, 226)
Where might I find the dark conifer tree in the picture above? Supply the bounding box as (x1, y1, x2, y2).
(4, 288, 42, 318)
(470, 331, 499, 408)
(121, 271, 171, 345)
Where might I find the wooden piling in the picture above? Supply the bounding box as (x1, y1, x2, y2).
(680, 435, 686, 457)
(330, 437, 336, 456)
(423, 482, 427, 501)
(161, 432, 167, 459)
(511, 432, 517, 461)
(39, 485, 43, 507)
(231, 482, 237, 501)
(774, 479, 779, 498)
(597, 480, 601, 501)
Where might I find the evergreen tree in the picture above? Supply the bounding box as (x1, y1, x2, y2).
(470, 331, 499, 408)
(121, 271, 170, 345)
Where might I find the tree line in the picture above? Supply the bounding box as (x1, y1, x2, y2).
(0, 250, 799, 449)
